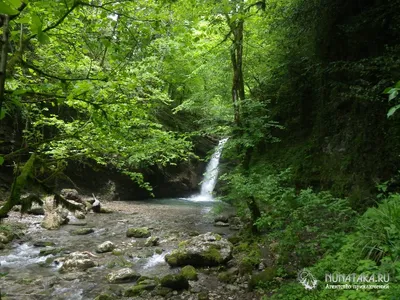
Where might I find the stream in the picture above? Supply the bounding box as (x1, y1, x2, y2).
(1, 199, 246, 300)
(0, 139, 259, 299)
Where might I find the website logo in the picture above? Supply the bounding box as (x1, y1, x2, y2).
(298, 269, 318, 290)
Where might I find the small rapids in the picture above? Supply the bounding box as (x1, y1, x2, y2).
(0, 243, 49, 268)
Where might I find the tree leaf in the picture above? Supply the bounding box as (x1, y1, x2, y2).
(5, 0, 21, 8)
(387, 104, 400, 118)
(37, 31, 50, 44)
(0, 156, 4, 166)
(0, 1, 19, 15)
(0, 108, 6, 120)
(388, 90, 398, 101)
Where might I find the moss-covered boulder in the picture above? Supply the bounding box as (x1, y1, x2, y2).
(126, 227, 151, 238)
(180, 265, 198, 281)
(165, 232, 232, 267)
(144, 236, 159, 246)
(124, 279, 157, 296)
(107, 268, 140, 283)
(160, 274, 189, 290)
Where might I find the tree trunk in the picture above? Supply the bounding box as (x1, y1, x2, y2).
(231, 19, 245, 125)
(0, 14, 10, 113)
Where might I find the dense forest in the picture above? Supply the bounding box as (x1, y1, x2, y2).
(1, 0, 400, 299)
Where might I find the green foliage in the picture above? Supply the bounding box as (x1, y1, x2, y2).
(356, 194, 400, 262)
(385, 81, 400, 117)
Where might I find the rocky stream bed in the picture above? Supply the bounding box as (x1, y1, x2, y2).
(0, 198, 261, 300)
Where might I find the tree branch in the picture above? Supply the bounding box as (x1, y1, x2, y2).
(21, 60, 108, 81)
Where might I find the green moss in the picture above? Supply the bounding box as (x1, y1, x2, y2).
(94, 294, 113, 300)
(39, 247, 64, 256)
(160, 274, 189, 290)
(178, 240, 188, 248)
(203, 247, 223, 263)
(217, 271, 235, 283)
(126, 227, 150, 238)
(215, 234, 222, 241)
(248, 268, 277, 291)
(124, 280, 157, 297)
(180, 265, 198, 281)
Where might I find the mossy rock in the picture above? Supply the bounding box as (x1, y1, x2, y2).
(112, 249, 123, 256)
(165, 233, 232, 267)
(94, 294, 113, 300)
(124, 280, 157, 296)
(33, 241, 56, 247)
(0, 242, 5, 250)
(70, 228, 94, 235)
(107, 268, 140, 283)
(248, 268, 277, 291)
(180, 265, 198, 281)
(160, 274, 189, 290)
(126, 227, 151, 238)
(39, 247, 64, 256)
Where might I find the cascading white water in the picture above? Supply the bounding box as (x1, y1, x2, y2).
(190, 138, 228, 201)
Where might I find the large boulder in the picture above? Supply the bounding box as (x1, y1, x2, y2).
(165, 232, 232, 267)
(59, 252, 97, 272)
(107, 268, 141, 283)
(41, 197, 69, 230)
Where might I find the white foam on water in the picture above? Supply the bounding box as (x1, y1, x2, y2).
(0, 243, 48, 268)
(143, 252, 168, 269)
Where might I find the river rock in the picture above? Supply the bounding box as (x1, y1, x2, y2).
(41, 198, 69, 230)
(124, 279, 158, 297)
(96, 241, 115, 253)
(144, 236, 159, 247)
(107, 268, 140, 283)
(60, 252, 96, 272)
(165, 232, 232, 267)
(60, 189, 82, 202)
(0, 232, 13, 243)
(214, 221, 229, 227)
(160, 274, 189, 290)
(180, 265, 198, 281)
(39, 247, 64, 256)
(70, 228, 94, 235)
(34, 241, 56, 247)
(28, 206, 45, 215)
(126, 227, 151, 238)
(214, 215, 229, 223)
(74, 210, 86, 219)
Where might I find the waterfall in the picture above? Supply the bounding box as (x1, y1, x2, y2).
(190, 138, 228, 202)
